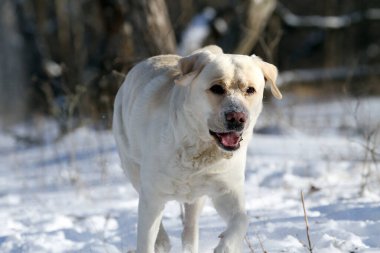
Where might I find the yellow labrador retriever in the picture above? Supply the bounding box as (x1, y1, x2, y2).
(113, 45, 281, 253)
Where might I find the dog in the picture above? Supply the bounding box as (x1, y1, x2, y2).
(112, 45, 282, 253)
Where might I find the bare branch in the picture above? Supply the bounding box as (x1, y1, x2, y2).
(277, 2, 380, 29)
(277, 64, 380, 87)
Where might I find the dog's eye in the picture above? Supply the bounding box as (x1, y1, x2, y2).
(209, 84, 226, 95)
(246, 87, 256, 95)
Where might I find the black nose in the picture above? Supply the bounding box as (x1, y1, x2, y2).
(225, 111, 247, 131)
(225, 111, 247, 123)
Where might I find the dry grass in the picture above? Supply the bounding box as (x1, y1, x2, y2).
(301, 191, 313, 253)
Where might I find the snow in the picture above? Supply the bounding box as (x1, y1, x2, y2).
(0, 97, 379, 253)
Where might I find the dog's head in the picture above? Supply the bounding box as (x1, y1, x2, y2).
(175, 46, 282, 152)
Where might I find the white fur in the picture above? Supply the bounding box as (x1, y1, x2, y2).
(113, 45, 281, 253)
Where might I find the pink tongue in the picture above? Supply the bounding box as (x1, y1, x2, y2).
(218, 132, 241, 147)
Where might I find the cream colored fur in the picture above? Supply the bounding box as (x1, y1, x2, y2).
(112, 45, 281, 253)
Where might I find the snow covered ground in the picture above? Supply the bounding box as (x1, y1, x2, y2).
(0, 97, 379, 253)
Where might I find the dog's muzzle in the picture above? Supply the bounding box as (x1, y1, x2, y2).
(209, 110, 247, 151)
(225, 111, 247, 132)
(209, 130, 243, 151)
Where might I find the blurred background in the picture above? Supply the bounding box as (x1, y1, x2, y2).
(0, 0, 379, 141)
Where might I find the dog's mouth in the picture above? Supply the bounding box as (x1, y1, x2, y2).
(209, 130, 243, 151)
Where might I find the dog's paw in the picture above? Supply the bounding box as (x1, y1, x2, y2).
(214, 242, 233, 253)
(155, 244, 171, 253)
(213, 235, 242, 253)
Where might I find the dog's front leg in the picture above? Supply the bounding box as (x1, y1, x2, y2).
(136, 191, 165, 253)
(212, 189, 248, 253)
(182, 197, 206, 253)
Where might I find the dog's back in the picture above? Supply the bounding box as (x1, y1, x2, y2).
(112, 54, 182, 189)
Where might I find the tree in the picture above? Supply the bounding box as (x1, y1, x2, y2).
(128, 0, 176, 58)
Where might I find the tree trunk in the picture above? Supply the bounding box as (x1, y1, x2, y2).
(234, 0, 277, 55)
(128, 0, 176, 59)
(0, 0, 29, 125)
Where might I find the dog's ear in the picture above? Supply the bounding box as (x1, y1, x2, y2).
(198, 45, 223, 55)
(252, 56, 282, 99)
(175, 46, 222, 86)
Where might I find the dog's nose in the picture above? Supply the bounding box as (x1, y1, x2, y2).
(225, 111, 247, 124)
(224, 111, 247, 131)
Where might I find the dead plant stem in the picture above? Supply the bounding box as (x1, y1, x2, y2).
(301, 191, 313, 253)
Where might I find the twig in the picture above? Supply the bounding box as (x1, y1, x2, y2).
(244, 232, 268, 253)
(301, 191, 313, 253)
(244, 236, 255, 253)
(256, 232, 268, 253)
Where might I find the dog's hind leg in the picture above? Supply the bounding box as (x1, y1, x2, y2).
(155, 222, 171, 253)
(182, 197, 205, 253)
